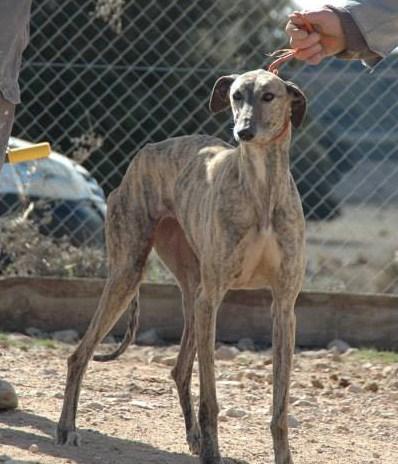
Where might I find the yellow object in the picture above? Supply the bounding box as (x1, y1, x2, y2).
(6, 142, 51, 164)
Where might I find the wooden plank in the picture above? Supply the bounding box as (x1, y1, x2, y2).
(0, 277, 397, 349)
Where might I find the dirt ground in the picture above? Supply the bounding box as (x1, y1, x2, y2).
(1, 335, 398, 464)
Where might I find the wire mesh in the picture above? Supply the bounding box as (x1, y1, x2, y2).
(2, 0, 398, 294)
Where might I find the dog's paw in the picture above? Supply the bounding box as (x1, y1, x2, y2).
(56, 427, 81, 446)
(187, 427, 201, 455)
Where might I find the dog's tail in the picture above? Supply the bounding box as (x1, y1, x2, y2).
(93, 295, 140, 362)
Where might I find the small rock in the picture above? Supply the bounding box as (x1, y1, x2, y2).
(218, 371, 242, 381)
(54, 392, 64, 399)
(159, 355, 177, 367)
(52, 329, 79, 344)
(330, 351, 342, 362)
(348, 383, 362, 394)
(338, 377, 351, 388)
(85, 402, 104, 411)
(299, 349, 328, 359)
(215, 345, 240, 361)
(29, 443, 39, 453)
(136, 329, 164, 346)
(342, 348, 358, 357)
(25, 327, 47, 338)
(0, 380, 18, 410)
(336, 425, 349, 433)
(383, 366, 394, 377)
(102, 335, 116, 344)
(311, 378, 324, 389)
(314, 362, 329, 370)
(288, 414, 300, 428)
(224, 407, 247, 418)
(292, 399, 316, 408)
(130, 400, 154, 410)
(42, 368, 58, 376)
(237, 338, 255, 352)
(7, 333, 31, 343)
(327, 339, 351, 354)
(244, 370, 265, 382)
(389, 380, 398, 390)
(148, 354, 177, 367)
(217, 380, 242, 388)
(234, 354, 251, 365)
(365, 382, 379, 393)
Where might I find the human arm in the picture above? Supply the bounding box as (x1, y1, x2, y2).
(286, 1, 398, 66)
(0, 0, 32, 169)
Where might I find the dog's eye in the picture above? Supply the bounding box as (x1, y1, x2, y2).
(232, 91, 243, 101)
(262, 92, 274, 102)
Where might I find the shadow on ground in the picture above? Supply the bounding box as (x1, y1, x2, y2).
(0, 409, 249, 464)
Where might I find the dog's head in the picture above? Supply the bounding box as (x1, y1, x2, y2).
(209, 69, 306, 144)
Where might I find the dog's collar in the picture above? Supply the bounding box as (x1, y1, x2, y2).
(268, 116, 291, 144)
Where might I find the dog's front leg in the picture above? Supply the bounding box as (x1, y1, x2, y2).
(195, 288, 224, 464)
(270, 293, 297, 464)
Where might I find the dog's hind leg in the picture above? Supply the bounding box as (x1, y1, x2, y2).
(154, 218, 201, 455)
(57, 188, 157, 446)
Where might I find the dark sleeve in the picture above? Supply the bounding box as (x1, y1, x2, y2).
(0, 0, 32, 104)
(326, 5, 382, 66)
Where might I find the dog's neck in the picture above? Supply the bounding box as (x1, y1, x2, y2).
(238, 122, 292, 232)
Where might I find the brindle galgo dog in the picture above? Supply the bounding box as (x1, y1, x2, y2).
(57, 69, 307, 464)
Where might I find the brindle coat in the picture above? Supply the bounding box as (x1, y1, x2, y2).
(57, 69, 306, 464)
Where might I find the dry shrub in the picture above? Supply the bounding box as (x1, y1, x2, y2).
(0, 203, 107, 278)
(95, 0, 125, 34)
(70, 130, 104, 164)
(0, 202, 174, 282)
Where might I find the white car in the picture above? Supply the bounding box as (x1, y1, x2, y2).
(0, 137, 106, 247)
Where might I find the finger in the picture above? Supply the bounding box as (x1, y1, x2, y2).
(290, 31, 321, 50)
(306, 51, 325, 65)
(288, 12, 307, 27)
(294, 43, 323, 61)
(286, 26, 309, 41)
(286, 18, 307, 34)
(289, 10, 329, 33)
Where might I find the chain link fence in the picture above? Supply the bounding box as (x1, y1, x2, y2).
(2, 0, 398, 294)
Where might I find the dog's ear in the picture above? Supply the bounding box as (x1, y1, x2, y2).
(285, 81, 307, 128)
(209, 75, 239, 113)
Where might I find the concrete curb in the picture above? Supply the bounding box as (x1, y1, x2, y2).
(0, 277, 397, 349)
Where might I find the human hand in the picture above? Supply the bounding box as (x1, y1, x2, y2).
(285, 8, 346, 65)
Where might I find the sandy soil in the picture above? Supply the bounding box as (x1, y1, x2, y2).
(1, 336, 398, 464)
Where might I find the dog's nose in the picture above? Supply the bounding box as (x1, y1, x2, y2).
(237, 128, 254, 141)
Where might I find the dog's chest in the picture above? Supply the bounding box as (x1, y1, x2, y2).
(231, 228, 282, 289)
